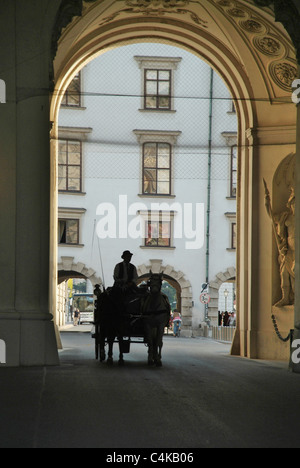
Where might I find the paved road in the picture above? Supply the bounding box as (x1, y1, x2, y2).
(0, 332, 300, 448)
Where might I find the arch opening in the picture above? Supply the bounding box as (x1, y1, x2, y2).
(50, 1, 297, 361)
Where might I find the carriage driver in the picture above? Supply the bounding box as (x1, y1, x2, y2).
(113, 250, 138, 291)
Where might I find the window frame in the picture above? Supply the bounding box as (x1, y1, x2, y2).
(231, 222, 237, 250)
(58, 139, 82, 193)
(134, 56, 182, 113)
(144, 68, 172, 111)
(225, 212, 237, 251)
(57, 207, 86, 247)
(133, 130, 181, 198)
(138, 210, 176, 249)
(145, 218, 172, 248)
(58, 218, 80, 245)
(142, 142, 172, 196)
(61, 72, 82, 108)
(230, 144, 237, 199)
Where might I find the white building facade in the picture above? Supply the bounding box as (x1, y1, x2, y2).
(57, 43, 237, 335)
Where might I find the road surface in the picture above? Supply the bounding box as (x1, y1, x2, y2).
(0, 332, 300, 448)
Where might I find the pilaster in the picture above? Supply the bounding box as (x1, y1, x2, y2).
(0, 0, 60, 366)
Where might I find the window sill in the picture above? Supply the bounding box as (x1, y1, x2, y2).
(139, 109, 176, 114)
(60, 106, 87, 111)
(226, 248, 236, 252)
(226, 196, 236, 201)
(59, 191, 87, 196)
(58, 243, 84, 248)
(140, 246, 175, 250)
(138, 194, 176, 199)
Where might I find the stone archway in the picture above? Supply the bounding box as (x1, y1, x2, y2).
(48, 0, 298, 363)
(57, 256, 102, 287)
(137, 260, 193, 336)
(1, 0, 300, 366)
(209, 267, 236, 325)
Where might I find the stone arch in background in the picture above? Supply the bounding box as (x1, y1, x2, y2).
(58, 256, 102, 286)
(137, 260, 193, 336)
(209, 267, 236, 325)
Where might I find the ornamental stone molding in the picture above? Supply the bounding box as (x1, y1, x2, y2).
(253, 36, 282, 56)
(58, 256, 102, 286)
(95, 0, 209, 27)
(212, 0, 298, 93)
(269, 61, 298, 91)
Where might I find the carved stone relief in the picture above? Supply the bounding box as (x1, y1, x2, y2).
(122, 0, 208, 26)
(253, 36, 282, 56)
(269, 61, 298, 91)
(240, 18, 265, 33)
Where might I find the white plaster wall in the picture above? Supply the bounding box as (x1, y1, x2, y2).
(58, 43, 237, 328)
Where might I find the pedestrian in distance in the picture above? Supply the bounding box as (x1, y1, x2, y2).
(74, 308, 80, 326)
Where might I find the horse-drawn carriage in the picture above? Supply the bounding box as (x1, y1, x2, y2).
(92, 273, 171, 367)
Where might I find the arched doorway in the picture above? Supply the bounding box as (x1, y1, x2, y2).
(49, 1, 297, 361)
(208, 267, 236, 325)
(1, 1, 299, 367)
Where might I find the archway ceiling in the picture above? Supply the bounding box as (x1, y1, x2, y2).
(55, 0, 297, 104)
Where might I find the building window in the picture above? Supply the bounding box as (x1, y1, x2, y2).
(225, 212, 237, 251)
(133, 130, 181, 197)
(145, 219, 171, 248)
(231, 222, 237, 250)
(144, 69, 171, 110)
(58, 219, 79, 245)
(138, 210, 176, 249)
(135, 56, 182, 112)
(228, 100, 236, 113)
(58, 140, 82, 192)
(61, 72, 81, 107)
(143, 143, 171, 195)
(231, 145, 237, 198)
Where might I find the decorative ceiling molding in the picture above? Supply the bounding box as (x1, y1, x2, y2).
(99, 0, 209, 27)
(212, 0, 297, 94)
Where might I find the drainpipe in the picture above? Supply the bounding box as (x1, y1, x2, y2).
(205, 68, 214, 323)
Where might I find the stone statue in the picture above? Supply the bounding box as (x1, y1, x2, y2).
(264, 179, 295, 307)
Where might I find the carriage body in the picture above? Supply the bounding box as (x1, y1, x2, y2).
(92, 289, 148, 360)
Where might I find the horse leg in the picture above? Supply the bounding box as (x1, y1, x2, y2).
(107, 336, 114, 365)
(147, 328, 155, 366)
(152, 327, 160, 365)
(155, 323, 165, 367)
(99, 335, 106, 362)
(98, 325, 106, 362)
(118, 336, 125, 366)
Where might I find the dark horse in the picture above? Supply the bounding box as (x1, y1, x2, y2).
(94, 285, 127, 365)
(141, 272, 171, 367)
